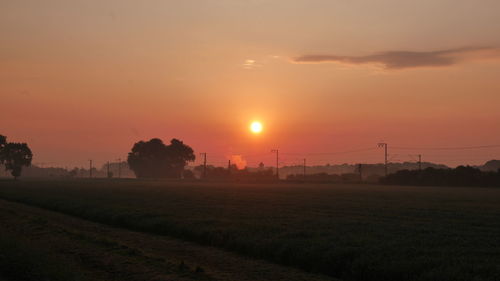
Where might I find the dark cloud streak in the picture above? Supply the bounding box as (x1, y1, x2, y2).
(293, 47, 499, 69)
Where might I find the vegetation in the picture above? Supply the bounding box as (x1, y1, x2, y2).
(287, 172, 365, 183)
(0, 231, 81, 281)
(0, 135, 33, 179)
(281, 162, 449, 180)
(127, 138, 195, 178)
(0, 180, 499, 281)
(193, 164, 276, 181)
(382, 166, 500, 187)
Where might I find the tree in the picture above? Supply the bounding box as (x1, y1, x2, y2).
(0, 140, 33, 180)
(127, 138, 195, 178)
(182, 169, 195, 179)
(0, 135, 6, 149)
(0, 135, 5, 176)
(68, 167, 79, 178)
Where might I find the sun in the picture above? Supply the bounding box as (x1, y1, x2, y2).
(250, 121, 263, 134)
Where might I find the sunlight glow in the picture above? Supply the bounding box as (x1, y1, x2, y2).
(250, 121, 263, 134)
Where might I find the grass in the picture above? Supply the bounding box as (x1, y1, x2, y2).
(0, 231, 82, 281)
(1, 179, 500, 281)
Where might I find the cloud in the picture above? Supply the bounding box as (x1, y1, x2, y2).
(242, 59, 260, 69)
(293, 47, 500, 69)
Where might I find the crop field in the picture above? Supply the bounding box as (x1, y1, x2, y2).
(0, 179, 500, 281)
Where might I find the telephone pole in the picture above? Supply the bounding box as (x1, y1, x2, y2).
(271, 149, 279, 179)
(228, 159, 231, 175)
(378, 143, 388, 177)
(200, 153, 207, 179)
(107, 161, 110, 178)
(117, 158, 121, 178)
(89, 160, 93, 178)
(418, 154, 422, 171)
(358, 163, 363, 181)
(303, 158, 306, 179)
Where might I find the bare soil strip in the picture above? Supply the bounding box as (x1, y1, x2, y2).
(0, 199, 335, 281)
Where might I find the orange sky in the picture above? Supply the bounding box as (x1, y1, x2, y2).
(1, 0, 500, 168)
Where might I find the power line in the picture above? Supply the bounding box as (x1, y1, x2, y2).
(193, 147, 380, 166)
(392, 144, 500, 150)
(282, 147, 377, 156)
(378, 143, 388, 177)
(200, 153, 207, 179)
(180, 142, 500, 169)
(303, 158, 306, 178)
(271, 149, 279, 179)
(234, 152, 270, 158)
(418, 154, 422, 171)
(117, 158, 121, 178)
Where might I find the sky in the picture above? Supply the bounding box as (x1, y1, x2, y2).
(1, 0, 500, 168)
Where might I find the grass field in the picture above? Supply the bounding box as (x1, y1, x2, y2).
(1, 179, 500, 281)
(0, 231, 82, 281)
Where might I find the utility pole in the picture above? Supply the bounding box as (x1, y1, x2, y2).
(358, 163, 363, 181)
(89, 160, 93, 178)
(107, 161, 110, 178)
(418, 154, 422, 171)
(200, 153, 207, 179)
(228, 159, 231, 172)
(378, 143, 388, 177)
(303, 158, 306, 179)
(271, 149, 279, 180)
(116, 158, 121, 178)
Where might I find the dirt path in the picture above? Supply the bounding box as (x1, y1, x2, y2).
(0, 199, 336, 281)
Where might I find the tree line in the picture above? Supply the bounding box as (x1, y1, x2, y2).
(126, 138, 276, 181)
(380, 166, 500, 187)
(3, 134, 500, 187)
(287, 172, 373, 183)
(0, 135, 32, 179)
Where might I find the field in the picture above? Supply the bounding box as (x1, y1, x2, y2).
(1, 180, 500, 281)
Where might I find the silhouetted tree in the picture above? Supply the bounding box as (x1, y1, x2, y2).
(0, 137, 33, 180)
(287, 172, 341, 182)
(194, 165, 229, 179)
(127, 138, 195, 178)
(0, 135, 6, 149)
(182, 169, 195, 179)
(68, 168, 78, 178)
(381, 166, 500, 187)
(0, 135, 5, 175)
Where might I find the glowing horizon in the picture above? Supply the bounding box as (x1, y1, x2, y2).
(1, 1, 500, 169)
